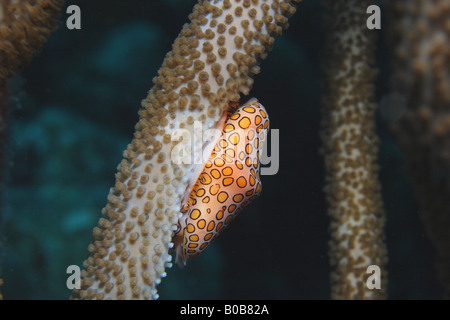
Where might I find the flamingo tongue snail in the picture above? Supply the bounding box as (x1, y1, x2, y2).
(173, 98, 269, 267)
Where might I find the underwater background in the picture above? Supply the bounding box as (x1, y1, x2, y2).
(0, 0, 443, 299)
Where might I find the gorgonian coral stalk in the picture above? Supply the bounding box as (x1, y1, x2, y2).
(320, 0, 387, 299)
(0, 0, 63, 299)
(0, 0, 64, 85)
(72, 0, 301, 300)
(387, 0, 450, 297)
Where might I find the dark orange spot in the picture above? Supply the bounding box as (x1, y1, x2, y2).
(247, 129, 256, 141)
(224, 123, 235, 132)
(187, 223, 195, 233)
(202, 196, 210, 203)
(200, 243, 209, 250)
(237, 177, 247, 188)
(210, 184, 220, 195)
(255, 115, 262, 125)
(214, 158, 225, 167)
(249, 175, 256, 186)
(228, 204, 237, 213)
(216, 222, 223, 232)
(256, 125, 263, 133)
(204, 233, 213, 241)
(223, 177, 234, 186)
(207, 221, 215, 231)
(239, 117, 251, 129)
(197, 219, 206, 229)
(254, 138, 260, 149)
(190, 209, 201, 220)
(222, 166, 233, 176)
(216, 210, 224, 220)
(228, 132, 240, 145)
(233, 194, 244, 202)
(225, 215, 234, 224)
(211, 169, 221, 179)
(219, 139, 228, 148)
(225, 148, 235, 158)
(188, 243, 198, 248)
(217, 191, 229, 203)
(235, 160, 243, 170)
(189, 235, 199, 242)
(243, 106, 256, 113)
(200, 172, 212, 185)
(196, 188, 205, 197)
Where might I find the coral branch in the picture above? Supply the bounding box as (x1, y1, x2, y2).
(0, 0, 64, 85)
(320, 0, 388, 299)
(72, 0, 301, 300)
(0, 0, 63, 300)
(387, 0, 450, 297)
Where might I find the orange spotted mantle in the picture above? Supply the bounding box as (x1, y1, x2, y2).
(173, 98, 269, 266)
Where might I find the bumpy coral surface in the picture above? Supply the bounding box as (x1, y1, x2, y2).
(73, 0, 300, 300)
(388, 0, 450, 298)
(321, 0, 387, 299)
(0, 0, 64, 84)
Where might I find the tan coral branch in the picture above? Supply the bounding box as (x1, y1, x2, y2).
(320, 0, 388, 299)
(387, 0, 450, 297)
(72, 0, 301, 300)
(0, 0, 64, 85)
(0, 0, 64, 300)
